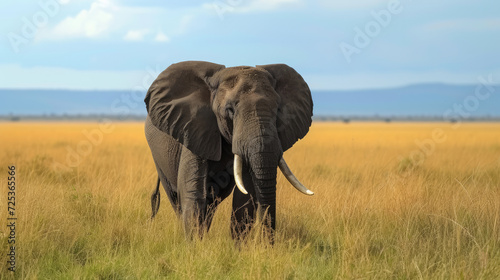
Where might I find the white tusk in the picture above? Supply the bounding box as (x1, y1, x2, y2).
(279, 157, 314, 196)
(234, 154, 248, 195)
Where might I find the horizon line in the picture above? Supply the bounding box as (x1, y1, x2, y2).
(0, 82, 495, 93)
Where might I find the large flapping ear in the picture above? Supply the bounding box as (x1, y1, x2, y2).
(145, 61, 226, 161)
(256, 64, 313, 151)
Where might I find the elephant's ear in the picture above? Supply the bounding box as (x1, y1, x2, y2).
(145, 61, 226, 161)
(257, 64, 313, 151)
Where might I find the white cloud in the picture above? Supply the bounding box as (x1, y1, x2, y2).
(48, 0, 114, 39)
(237, 0, 300, 13)
(124, 29, 150, 41)
(154, 31, 170, 42)
(38, 0, 201, 42)
(203, 0, 300, 15)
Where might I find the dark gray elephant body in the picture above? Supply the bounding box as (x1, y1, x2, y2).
(145, 116, 236, 232)
(144, 61, 313, 240)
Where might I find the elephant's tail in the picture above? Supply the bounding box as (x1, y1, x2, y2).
(151, 177, 161, 220)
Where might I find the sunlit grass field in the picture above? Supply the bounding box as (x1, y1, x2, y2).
(1, 121, 499, 279)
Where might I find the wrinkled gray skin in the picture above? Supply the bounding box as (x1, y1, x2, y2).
(144, 61, 313, 240)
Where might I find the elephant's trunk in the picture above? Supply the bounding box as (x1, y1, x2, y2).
(232, 112, 282, 236)
(247, 137, 281, 234)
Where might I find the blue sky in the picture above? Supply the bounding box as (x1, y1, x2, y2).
(1, 0, 499, 90)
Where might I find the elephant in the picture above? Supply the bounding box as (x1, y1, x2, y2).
(144, 61, 314, 241)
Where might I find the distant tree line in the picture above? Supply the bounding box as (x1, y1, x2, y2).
(1, 114, 500, 122)
(0, 114, 147, 122)
(314, 115, 500, 122)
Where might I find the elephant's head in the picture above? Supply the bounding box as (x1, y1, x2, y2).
(145, 61, 313, 235)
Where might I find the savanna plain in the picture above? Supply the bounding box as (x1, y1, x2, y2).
(1, 121, 500, 279)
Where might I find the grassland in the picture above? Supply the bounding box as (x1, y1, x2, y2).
(1, 121, 499, 279)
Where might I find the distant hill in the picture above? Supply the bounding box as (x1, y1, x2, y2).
(0, 84, 499, 118)
(313, 83, 500, 117)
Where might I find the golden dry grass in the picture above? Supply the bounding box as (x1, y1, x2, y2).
(1, 121, 499, 279)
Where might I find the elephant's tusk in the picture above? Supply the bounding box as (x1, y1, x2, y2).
(234, 154, 248, 195)
(279, 157, 314, 196)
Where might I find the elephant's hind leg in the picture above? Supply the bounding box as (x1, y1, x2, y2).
(177, 146, 210, 239)
(146, 116, 182, 217)
(155, 163, 181, 216)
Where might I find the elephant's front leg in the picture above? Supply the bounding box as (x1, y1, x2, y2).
(177, 146, 209, 239)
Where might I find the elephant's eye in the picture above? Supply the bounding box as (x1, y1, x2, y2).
(226, 107, 234, 120)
